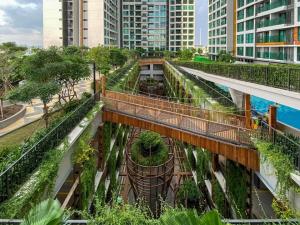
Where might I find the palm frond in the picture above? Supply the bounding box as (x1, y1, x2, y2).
(21, 199, 64, 225)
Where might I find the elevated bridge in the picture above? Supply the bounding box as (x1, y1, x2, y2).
(176, 63, 300, 110)
(102, 90, 260, 171)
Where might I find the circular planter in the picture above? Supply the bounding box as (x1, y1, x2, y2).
(0, 105, 26, 129)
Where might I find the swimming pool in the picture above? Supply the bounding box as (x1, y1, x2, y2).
(217, 85, 300, 129)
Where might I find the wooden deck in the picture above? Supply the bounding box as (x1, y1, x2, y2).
(102, 94, 259, 171)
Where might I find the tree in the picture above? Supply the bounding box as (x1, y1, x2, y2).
(110, 48, 127, 68)
(197, 48, 203, 55)
(7, 49, 62, 127)
(178, 49, 193, 61)
(88, 46, 111, 77)
(122, 48, 138, 61)
(21, 199, 65, 225)
(57, 46, 90, 104)
(163, 50, 173, 60)
(136, 47, 146, 58)
(0, 42, 27, 119)
(217, 50, 235, 63)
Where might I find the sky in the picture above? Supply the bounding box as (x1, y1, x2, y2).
(0, 0, 208, 47)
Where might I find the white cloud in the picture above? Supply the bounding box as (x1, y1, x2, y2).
(0, 9, 9, 26)
(0, 27, 42, 47)
(0, 0, 37, 10)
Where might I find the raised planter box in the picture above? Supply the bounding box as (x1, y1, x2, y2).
(0, 105, 26, 129)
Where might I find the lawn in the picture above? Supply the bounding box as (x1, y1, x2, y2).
(0, 120, 45, 148)
(194, 55, 213, 64)
(0, 111, 62, 148)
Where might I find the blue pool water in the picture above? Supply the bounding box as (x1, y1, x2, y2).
(217, 85, 300, 129)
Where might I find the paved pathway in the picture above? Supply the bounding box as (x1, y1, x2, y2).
(0, 79, 92, 137)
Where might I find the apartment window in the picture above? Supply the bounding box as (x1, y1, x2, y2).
(237, 47, 244, 56)
(237, 34, 244, 44)
(246, 47, 253, 57)
(246, 33, 253, 43)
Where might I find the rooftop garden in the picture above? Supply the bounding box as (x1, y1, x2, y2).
(0, 43, 139, 218)
(171, 49, 300, 93)
(0, 45, 300, 223)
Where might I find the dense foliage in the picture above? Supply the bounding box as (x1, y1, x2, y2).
(7, 47, 90, 127)
(0, 139, 70, 218)
(217, 50, 235, 63)
(20, 199, 64, 225)
(177, 179, 201, 207)
(173, 61, 300, 92)
(110, 62, 140, 92)
(212, 179, 226, 217)
(131, 131, 169, 166)
(0, 96, 96, 205)
(226, 161, 248, 218)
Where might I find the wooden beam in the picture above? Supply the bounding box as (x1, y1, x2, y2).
(245, 94, 251, 129)
(61, 176, 80, 209)
(101, 76, 106, 97)
(103, 110, 260, 171)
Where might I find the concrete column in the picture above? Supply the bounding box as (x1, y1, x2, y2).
(245, 94, 251, 129)
(229, 88, 245, 109)
(101, 76, 106, 97)
(150, 64, 154, 78)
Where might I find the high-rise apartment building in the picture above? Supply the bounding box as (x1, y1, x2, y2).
(88, 0, 120, 47)
(43, 0, 88, 48)
(121, 0, 168, 51)
(208, 0, 300, 64)
(43, 0, 195, 51)
(235, 0, 299, 64)
(208, 0, 234, 60)
(121, 0, 195, 52)
(169, 0, 195, 51)
(43, 0, 119, 48)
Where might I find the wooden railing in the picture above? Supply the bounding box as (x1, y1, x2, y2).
(138, 59, 165, 65)
(103, 96, 253, 147)
(106, 91, 246, 127)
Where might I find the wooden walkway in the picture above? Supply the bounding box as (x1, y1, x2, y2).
(102, 92, 259, 171)
(106, 91, 246, 127)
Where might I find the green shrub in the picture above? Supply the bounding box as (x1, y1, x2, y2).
(226, 161, 248, 218)
(131, 131, 168, 166)
(177, 179, 201, 206)
(212, 179, 226, 217)
(80, 156, 97, 210)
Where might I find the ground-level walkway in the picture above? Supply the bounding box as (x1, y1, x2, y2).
(0, 79, 92, 136)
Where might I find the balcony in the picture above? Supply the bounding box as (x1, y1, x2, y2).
(256, 35, 290, 44)
(256, 0, 288, 14)
(256, 17, 287, 28)
(256, 51, 288, 61)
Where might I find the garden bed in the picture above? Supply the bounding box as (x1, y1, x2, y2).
(1, 105, 23, 121)
(0, 105, 26, 129)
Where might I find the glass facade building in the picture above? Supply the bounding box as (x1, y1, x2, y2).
(122, 0, 195, 52)
(43, 0, 195, 51)
(122, 0, 168, 51)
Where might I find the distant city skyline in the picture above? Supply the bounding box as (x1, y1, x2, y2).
(0, 0, 208, 47)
